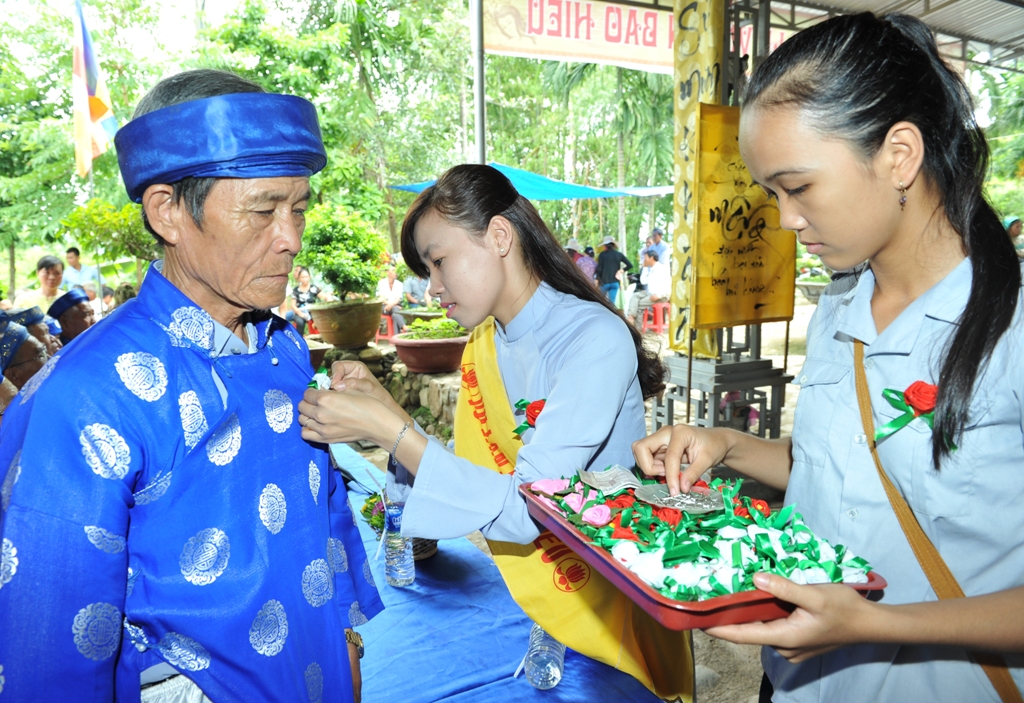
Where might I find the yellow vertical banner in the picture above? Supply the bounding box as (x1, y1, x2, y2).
(692, 104, 794, 328)
(670, 0, 722, 355)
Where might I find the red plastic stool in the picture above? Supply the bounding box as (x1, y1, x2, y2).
(306, 316, 320, 336)
(641, 302, 671, 334)
(375, 314, 395, 343)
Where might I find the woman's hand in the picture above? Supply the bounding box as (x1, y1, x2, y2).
(331, 361, 407, 417)
(633, 425, 731, 495)
(299, 388, 404, 447)
(704, 572, 877, 663)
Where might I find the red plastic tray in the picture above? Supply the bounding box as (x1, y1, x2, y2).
(520, 483, 886, 630)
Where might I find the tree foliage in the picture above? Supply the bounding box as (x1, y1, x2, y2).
(296, 202, 388, 299)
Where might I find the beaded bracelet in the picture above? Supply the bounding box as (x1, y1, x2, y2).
(390, 421, 412, 465)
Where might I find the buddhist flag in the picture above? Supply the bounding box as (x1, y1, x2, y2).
(73, 0, 119, 178)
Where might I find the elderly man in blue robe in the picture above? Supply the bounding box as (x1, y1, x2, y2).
(2, 306, 62, 355)
(0, 69, 383, 703)
(47, 288, 96, 346)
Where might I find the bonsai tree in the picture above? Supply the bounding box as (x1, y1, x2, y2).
(297, 203, 389, 300)
(61, 199, 162, 287)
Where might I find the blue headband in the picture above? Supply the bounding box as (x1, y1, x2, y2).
(0, 320, 30, 373)
(48, 289, 90, 320)
(45, 315, 62, 337)
(115, 92, 328, 203)
(5, 306, 45, 327)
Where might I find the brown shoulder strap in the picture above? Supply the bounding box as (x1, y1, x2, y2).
(853, 339, 1022, 703)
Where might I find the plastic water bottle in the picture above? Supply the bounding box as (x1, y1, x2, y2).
(384, 502, 415, 587)
(525, 623, 565, 690)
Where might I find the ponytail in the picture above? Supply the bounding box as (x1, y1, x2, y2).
(744, 12, 1021, 466)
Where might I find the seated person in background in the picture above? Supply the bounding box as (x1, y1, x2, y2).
(626, 251, 671, 327)
(376, 265, 406, 332)
(13, 255, 65, 310)
(101, 285, 115, 314)
(0, 320, 49, 389)
(113, 282, 137, 308)
(403, 273, 429, 308)
(81, 281, 105, 319)
(3, 306, 62, 355)
(47, 288, 96, 345)
(288, 265, 330, 335)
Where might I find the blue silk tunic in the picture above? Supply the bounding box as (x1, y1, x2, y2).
(0, 263, 382, 702)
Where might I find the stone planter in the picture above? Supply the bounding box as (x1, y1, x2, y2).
(403, 309, 444, 324)
(309, 299, 382, 349)
(390, 333, 469, 374)
(796, 281, 827, 304)
(307, 339, 332, 369)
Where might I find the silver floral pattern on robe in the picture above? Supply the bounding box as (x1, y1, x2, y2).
(348, 600, 368, 626)
(206, 413, 241, 466)
(259, 484, 287, 535)
(180, 528, 230, 586)
(304, 661, 323, 703)
(308, 461, 320, 505)
(133, 471, 172, 505)
(18, 355, 58, 405)
(83, 526, 125, 554)
(326, 537, 348, 574)
(158, 632, 211, 671)
(1, 452, 20, 513)
(0, 538, 17, 589)
(249, 599, 288, 656)
(301, 559, 333, 607)
(80, 424, 131, 480)
(167, 306, 215, 351)
(72, 602, 121, 661)
(115, 352, 168, 402)
(178, 391, 208, 449)
(263, 389, 293, 433)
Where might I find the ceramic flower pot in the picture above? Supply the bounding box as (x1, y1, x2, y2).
(390, 333, 470, 374)
(309, 299, 382, 349)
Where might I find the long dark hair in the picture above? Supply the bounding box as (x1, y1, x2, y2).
(401, 164, 666, 399)
(744, 12, 1021, 467)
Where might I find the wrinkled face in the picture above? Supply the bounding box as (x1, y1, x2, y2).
(27, 322, 61, 356)
(0, 376, 17, 420)
(37, 265, 63, 293)
(59, 302, 96, 340)
(739, 106, 899, 272)
(166, 176, 309, 321)
(4, 335, 47, 388)
(414, 210, 505, 329)
(67, 251, 80, 268)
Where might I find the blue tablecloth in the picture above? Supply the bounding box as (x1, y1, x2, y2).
(332, 444, 662, 703)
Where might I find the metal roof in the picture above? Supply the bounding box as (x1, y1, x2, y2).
(773, 1, 1024, 68)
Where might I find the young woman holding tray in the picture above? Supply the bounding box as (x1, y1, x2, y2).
(634, 12, 1024, 703)
(298, 164, 694, 701)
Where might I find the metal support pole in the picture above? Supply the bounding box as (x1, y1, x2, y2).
(470, 0, 486, 165)
(755, 0, 771, 67)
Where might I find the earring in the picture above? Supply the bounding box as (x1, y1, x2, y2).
(499, 248, 505, 254)
(898, 180, 907, 211)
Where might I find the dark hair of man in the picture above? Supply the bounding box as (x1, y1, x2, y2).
(132, 69, 266, 244)
(66, 246, 81, 257)
(646, 251, 659, 263)
(401, 164, 666, 399)
(36, 255, 63, 273)
(743, 12, 1021, 467)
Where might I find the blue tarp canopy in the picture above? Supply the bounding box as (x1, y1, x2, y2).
(390, 162, 672, 200)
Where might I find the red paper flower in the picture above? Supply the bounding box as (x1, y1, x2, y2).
(692, 480, 709, 489)
(605, 493, 636, 510)
(904, 381, 938, 416)
(653, 507, 682, 528)
(611, 524, 640, 542)
(750, 499, 771, 518)
(526, 400, 546, 426)
(734, 506, 752, 520)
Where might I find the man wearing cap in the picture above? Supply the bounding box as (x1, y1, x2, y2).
(47, 288, 97, 346)
(0, 319, 49, 389)
(564, 237, 596, 281)
(2, 306, 62, 356)
(595, 235, 632, 305)
(0, 69, 382, 703)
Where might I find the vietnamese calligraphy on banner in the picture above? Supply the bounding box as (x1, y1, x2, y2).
(669, 0, 722, 356)
(483, 0, 673, 74)
(691, 103, 794, 329)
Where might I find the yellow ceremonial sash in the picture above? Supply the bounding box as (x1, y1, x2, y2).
(454, 318, 694, 702)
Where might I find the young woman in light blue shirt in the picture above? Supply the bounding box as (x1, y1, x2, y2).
(634, 11, 1024, 703)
